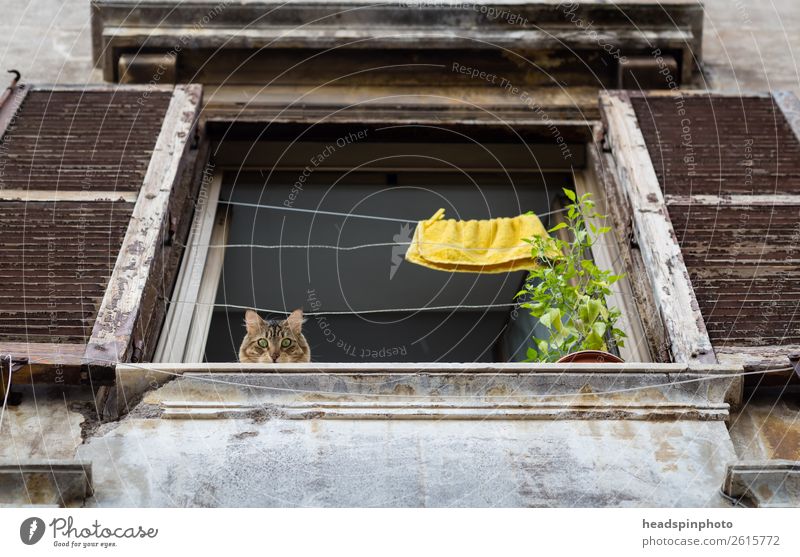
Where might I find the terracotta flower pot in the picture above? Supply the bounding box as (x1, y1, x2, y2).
(556, 350, 624, 364)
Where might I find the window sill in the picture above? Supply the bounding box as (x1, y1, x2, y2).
(111, 361, 743, 421)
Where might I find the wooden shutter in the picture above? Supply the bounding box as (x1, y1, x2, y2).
(600, 90, 800, 366)
(0, 84, 204, 378)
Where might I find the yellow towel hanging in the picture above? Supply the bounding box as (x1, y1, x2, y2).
(404, 208, 551, 273)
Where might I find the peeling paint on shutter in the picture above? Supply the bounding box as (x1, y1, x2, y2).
(669, 203, 800, 347)
(0, 201, 132, 343)
(603, 91, 800, 365)
(0, 89, 170, 192)
(0, 85, 205, 375)
(83, 85, 204, 369)
(631, 95, 800, 195)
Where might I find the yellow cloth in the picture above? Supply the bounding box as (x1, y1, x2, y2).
(404, 208, 550, 273)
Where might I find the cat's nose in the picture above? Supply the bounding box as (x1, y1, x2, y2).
(270, 352, 280, 362)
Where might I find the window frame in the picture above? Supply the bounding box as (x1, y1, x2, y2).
(155, 126, 652, 364)
(154, 172, 226, 362)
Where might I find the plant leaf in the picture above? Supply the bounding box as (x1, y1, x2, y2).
(537, 339, 549, 354)
(539, 309, 554, 329)
(578, 298, 603, 326)
(584, 321, 607, 350)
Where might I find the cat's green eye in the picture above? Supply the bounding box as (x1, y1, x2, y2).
(281, 338, 292, 348)
(257, 338, 268, 348)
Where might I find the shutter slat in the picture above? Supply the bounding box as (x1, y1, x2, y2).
(630, 93, 800, 353)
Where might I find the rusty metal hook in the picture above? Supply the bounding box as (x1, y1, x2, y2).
(0, 69, 22, 112)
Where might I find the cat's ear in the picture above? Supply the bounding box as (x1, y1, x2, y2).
(244, 309, 264, 335)
(286, 308, 305, 335)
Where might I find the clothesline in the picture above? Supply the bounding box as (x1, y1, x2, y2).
(165, 300, 520, 315)
(206, 200, 567, 252)
(166, 284, 635, 316)
(179, 241, 541, 251)
(169, 200, 600, 317)
(217, 200, 568, 223)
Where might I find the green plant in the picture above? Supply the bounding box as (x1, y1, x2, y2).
(518, 188, 626, 362)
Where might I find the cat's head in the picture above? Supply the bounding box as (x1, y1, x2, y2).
(239, 308, 311, 363)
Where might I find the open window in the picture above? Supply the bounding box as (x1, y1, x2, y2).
(155, 117, 650, 364)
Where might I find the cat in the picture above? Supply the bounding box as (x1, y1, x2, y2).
(238, 308, 311, 363)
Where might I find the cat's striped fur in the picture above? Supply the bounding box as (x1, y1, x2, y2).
(238, 309, 311, 363)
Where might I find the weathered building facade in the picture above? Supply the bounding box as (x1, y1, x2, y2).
(0, 1, 798, 507)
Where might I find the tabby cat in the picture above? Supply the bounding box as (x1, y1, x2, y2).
(238, 309, 311, 363)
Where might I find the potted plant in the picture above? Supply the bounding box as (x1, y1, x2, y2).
(517, 188, 626, 363)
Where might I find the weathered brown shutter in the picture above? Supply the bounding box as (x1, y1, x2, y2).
(0, 84, 204, 377)
(600, 90, 800, 366)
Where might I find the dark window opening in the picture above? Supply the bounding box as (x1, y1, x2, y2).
(203, 124, 579, 363)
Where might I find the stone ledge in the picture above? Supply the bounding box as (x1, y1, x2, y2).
(722, 460, 800, 508)
(112, 363, 745, 421)
(0, 460, 93, 507)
